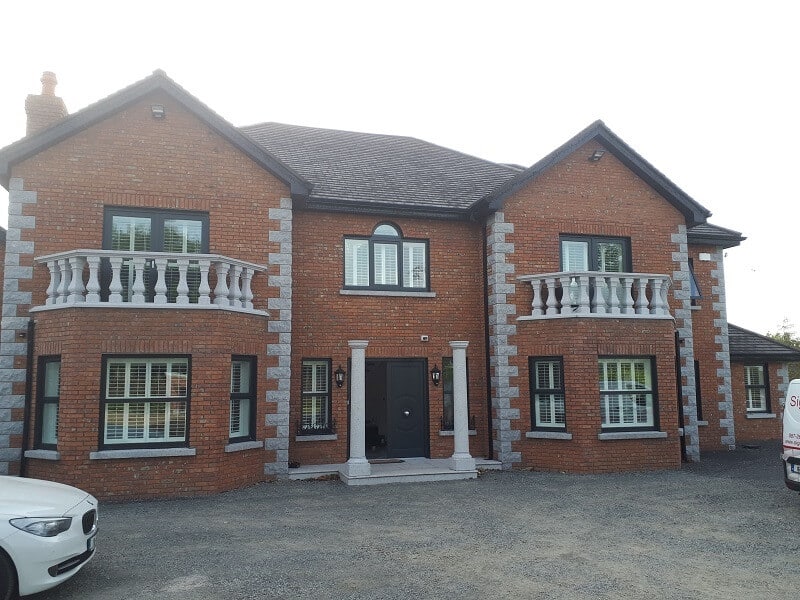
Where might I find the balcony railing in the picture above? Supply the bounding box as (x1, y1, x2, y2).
(517, 271, 672, 319)
(34, 250, 268, 312)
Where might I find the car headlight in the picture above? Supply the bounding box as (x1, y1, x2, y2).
(10, 517, 73, 537)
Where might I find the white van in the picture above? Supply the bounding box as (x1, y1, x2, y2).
(782, 379, 800, 491)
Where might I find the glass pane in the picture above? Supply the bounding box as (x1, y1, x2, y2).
(128, 363, 148, 397)
(149, 402, 166, 439)
(231, 360, 251, 394)
(373, 224, 399, 236)
(105, 403, 125, 441)
(107, 363, 127, 398)
(111, 216, 151, 252)
(169, 401, 187, 439)
(163, 219, 203, 253)
(403, 242, 427, 288)
(596, 242, 624, 272)
(169, 362, 188, 397)
(150, 363, 168, 397)
(127, 403, 146, 439)
(230, 398, 242, 435)
(44, 361, 61, 397)
(374, 243, 398, 285)
(344, 239, 369, 286)
(42, 402, 58, 445)
(562, 241, 588, 271)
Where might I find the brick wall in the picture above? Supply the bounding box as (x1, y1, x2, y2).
(291, 211, 489, 465)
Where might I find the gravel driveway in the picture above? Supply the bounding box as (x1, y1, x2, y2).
(28, 442, 796, 599)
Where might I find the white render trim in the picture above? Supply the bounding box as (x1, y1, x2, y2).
(224, 440, 264, 453)
(518, 314, 674, 321)
(30, 304, 269, 317)
(526, 431, 573, 440)
(89, 447, 197, 460)
(23, 449, 60, 460)
(598, 431, 668, 440)
(746, 412, 777, 419)
(339, 289, 436, 298)
(296, 434, 338, 442)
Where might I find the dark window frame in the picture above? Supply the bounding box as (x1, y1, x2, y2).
(559, 234, 632, 272)
(298, 358, 334, 435)
(744, 363, 771, 413)
(688, 258, 702, 305)
(598, 355, 660, 432)
(35, 355, 61, 450)
(529, 356, 567, 431)
(440, 357, 472, 431)
(343, 222, 431, 292)
(98, 354, 192, 450)
(102, 206, 210, 253)
(229, 355, 257, 443)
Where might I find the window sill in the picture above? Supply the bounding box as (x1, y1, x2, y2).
(89, 447, 197, 460)
(340, 289, 436, 298)
(439, 430, 477, 437)
(697, 420, 708, 426)
(24, 449, 60, 460)
(225, 440, 263, 453)
(598, 431, 668, 441)
(295, 434, 338, 442)
(526, 431, 573, 440)
(746, 412, 776, 419)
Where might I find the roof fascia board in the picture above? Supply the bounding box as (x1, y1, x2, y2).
(0, 72, 311, 197)
(686, 233, 744, 249)
(730, 352, 800, 362)
(473, 121, 712, 227)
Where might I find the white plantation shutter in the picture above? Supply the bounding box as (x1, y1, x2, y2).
(403, 242, 426, 288)
(562, 240, 589, 271)
(345, 239, 369, 286)
(373, 243, 398, 285)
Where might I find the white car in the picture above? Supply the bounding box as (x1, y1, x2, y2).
(0, 477, 98, 599)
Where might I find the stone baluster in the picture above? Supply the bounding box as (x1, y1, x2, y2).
(175, 258, 190, 304)
(66, 256, 86, 303)
(531, 278, 544, 316)
(85, 256, 101, 303)
(56, 259, 70, 304)
(153, 258, 168, 304)
(576, 275, 590, 314)
(608, 276, 621, 315)
(545, 277, 558, 315)
(228, 264, 243, 308)
(197, 259, 212, 305)
(560, 275, 573, 314)
(241, 267, 254, 310)
(621, 276, 635, 315)
(45, 260, 60, 305)
(213, 262, 230, 306)
(108, 257, 124, 303)
(634, 277, 649, 314)
(131, 257, 147, 304)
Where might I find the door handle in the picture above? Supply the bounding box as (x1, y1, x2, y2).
(403, 410, 411, 417)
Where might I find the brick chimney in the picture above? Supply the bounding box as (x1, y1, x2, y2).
(25, 71, 68, 135)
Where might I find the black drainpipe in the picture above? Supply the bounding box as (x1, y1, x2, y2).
(482, 222, 494, 460)
(20, 319, 35, 477)
(674, 330, 686, 461)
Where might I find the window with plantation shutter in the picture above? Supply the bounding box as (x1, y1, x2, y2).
(530, 357, 566, 429)
(598, 357, 656, 430)
(300, 359, 333, 434)
(560, 235, 630, 272)
(744, 365, 769, 412)
(101, 356, 190, 447)
(344, 223, 429, 291)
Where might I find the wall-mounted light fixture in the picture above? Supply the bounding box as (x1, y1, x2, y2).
(430, 364, 441, 387)
(588, 149, 605, 162)
(334, 365, 346, 388)
(151, 104, 166, 119)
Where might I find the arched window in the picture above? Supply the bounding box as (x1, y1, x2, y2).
(344, 223, 429, 290)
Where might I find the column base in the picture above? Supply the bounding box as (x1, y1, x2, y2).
(450, 453, 476, 472)
(339, 458, 371, 478)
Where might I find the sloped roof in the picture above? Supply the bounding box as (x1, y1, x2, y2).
(473, 120, 712, 226)
(728, 324, 800, 362)
(0, 71, 310, 197)
(240, 122, 518, 216)
(688, 222, 745, 248)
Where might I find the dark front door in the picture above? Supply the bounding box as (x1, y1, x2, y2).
(386, 360, 427, 458)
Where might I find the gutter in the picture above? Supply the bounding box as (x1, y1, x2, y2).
(20, 319, 35, 477)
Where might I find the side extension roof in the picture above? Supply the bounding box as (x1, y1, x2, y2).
(728, 324, 800, 362)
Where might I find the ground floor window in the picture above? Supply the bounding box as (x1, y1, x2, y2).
(530, 357, 566, 429)
(744, 364, 769, 412)
(598, 357, 656, 429)
(230, 356, 256, 441)
(102, 356, 189, 447)
(300, 359, 333, 434)
(36, 356, 61, 449)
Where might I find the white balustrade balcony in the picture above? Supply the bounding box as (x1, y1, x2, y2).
(33, 250, 268, 314)
(517, 271, 672, 320)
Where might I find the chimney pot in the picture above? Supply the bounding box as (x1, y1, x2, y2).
(41, 71, 58, 96)
(25, 71, 68, 136)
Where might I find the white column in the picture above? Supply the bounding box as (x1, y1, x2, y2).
(340, 340, 371, 479)
(449, 341, 476, 472)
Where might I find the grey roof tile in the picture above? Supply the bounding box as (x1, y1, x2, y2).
(728, 324, 800, 362)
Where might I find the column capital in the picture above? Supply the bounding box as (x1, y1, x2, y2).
(348, 340, 369, 350)
(449, 340, 469, 350)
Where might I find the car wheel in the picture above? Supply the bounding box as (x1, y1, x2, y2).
(0, 551, 16, 600)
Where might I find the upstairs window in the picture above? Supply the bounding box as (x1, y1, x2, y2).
(560, 235, 631, 273)
(744, 365, 769, 412)
(344, 223, 429, 291)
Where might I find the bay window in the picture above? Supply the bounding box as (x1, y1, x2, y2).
(599, 357, 656, 430)
(101, 356, 190, 447)
(344, 223, 429, 291)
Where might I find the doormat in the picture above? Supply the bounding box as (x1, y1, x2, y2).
(369, 458, 405, 464)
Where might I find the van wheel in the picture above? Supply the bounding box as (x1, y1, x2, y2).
(0, 551, 16, 600)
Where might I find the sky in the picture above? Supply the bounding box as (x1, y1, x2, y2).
(0, 1, 797, 336)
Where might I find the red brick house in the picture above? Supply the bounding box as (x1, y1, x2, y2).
(0, 71, 797, 499)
